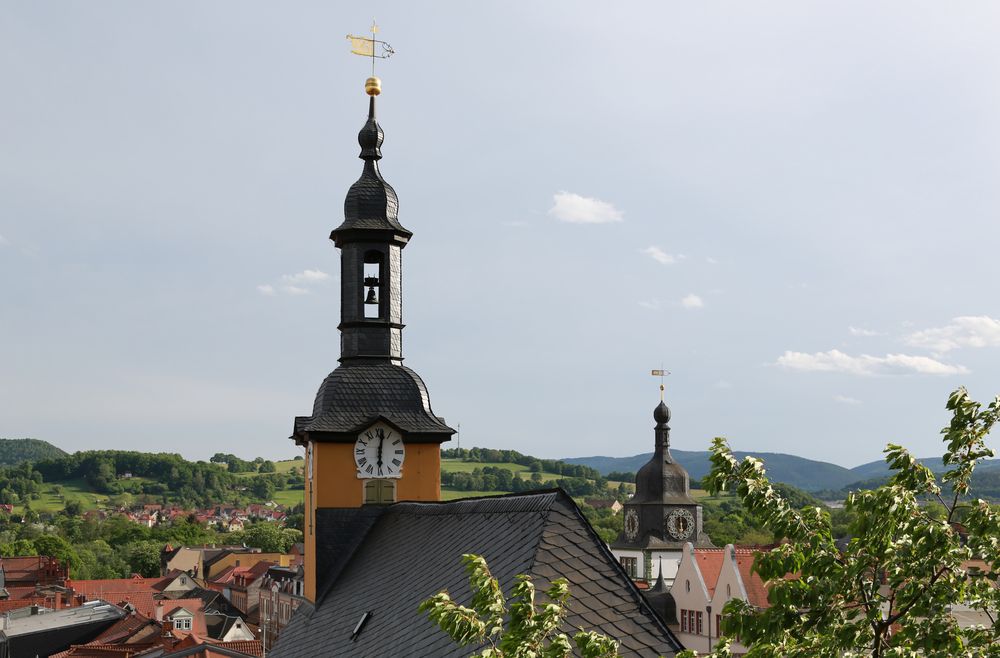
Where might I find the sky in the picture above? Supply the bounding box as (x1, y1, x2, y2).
(2, 2, 999, 467)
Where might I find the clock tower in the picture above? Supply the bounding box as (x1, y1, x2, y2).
(292, 77, 455, 601)
(612, 398, 712, 587)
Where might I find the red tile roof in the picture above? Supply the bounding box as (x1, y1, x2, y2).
(692, 548, 727, 596)
(732, 550, 771, 608)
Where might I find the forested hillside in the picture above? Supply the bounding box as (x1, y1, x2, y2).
(0, 438, 67, 465)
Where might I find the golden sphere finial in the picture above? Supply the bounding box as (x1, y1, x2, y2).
(365, 76, 381, 96)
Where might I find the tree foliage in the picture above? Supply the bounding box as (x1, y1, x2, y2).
(420, 554, 621, 658)
(680, 387, 1000, 658)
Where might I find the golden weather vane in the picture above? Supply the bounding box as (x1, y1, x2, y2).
(347, 20, 396, 95)
(651, 368, 670, 401)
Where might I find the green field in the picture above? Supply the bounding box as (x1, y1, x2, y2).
(21, 478, 105, 513)
(272, 488, 304, 507)
(440, 458, 562, 482)
(441, 489, 508, 501)
(231, 459, 303, 478)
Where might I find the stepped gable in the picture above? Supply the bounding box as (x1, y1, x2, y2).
(270, 491, 682, 657)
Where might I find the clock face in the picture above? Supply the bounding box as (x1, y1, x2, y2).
(355, 423, 405, 479)
(624, 508, 639, 541)
(665, 508, 695, 540)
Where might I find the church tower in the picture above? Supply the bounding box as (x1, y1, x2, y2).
(612, 398, 712, 587)
(292, 76, 455, 601)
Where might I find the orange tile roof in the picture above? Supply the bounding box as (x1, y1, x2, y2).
(732, 549, 771, 609)
(692, 548, 727, 596)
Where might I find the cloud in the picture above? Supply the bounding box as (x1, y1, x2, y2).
(776, 349, 968, 376)
(848, 326, 884, 337)
(641, 246, 679, 265)
(681, 294, 704, 309)
(706, 257, 718, 264)
(282, 269, 330, 284)
(0, 234, 8, 246)
(638, 300, 662, 310)
(833, 395, 863, 405)
(548, 191, 623, 224)
(904, 316, 1000, 353)
(258, 268, 332, 296)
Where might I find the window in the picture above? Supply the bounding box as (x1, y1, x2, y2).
(363, 251, 384, 319)
(716, 614, 722, 637)
(680, 609, 688, 632)
(364, 479, 396, 504)
(173, 617, 191, 630)
(696, 611, 703, 635)
(620, 557, 637, 578)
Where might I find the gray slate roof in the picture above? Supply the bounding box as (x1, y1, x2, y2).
(295, 363, 454, 438)
(270, 491, 682, 657)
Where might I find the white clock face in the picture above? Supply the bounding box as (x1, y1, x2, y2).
(666, 508, 695, 540)
(355, 423, 404, 479)
(624, 508, 639, 541)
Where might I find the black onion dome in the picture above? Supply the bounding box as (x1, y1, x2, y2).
(295, 363, 453, 437)
(653, 400, 670, 424)
(331, 96, 412, 240)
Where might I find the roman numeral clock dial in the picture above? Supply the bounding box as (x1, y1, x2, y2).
(355, 423, 405, 479)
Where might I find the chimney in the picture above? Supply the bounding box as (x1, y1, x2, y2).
(161, 620, 174, 637)
(30, 604, 39, 615)
(154, 601, 164, 622)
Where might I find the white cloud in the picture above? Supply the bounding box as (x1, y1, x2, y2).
(904, 316, 1000, 353)
(282, 269, 330, 284)
(0, 234, 8, 246)
(706, 257, 718, 264)
(548, 191, 623, 224)
(776, 349, 968, 376)
(638, 300, 661, 310)
(641, 246, 678, 265)
(833, 395, 863, 405)
(849, 326, 884, 337)
(259, 268, 332, 296)
(681, 294, 704, 309)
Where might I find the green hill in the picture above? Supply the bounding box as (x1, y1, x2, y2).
(564, 449, 857, 492)
(0, 438, 67, 466)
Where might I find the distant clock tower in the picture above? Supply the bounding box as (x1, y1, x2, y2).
(292, 77, 455, 601)
(612, 399, 712, 587)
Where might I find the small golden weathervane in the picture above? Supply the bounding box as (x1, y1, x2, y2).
(651, 368, 670, 400)
(347, 20, 396, 96)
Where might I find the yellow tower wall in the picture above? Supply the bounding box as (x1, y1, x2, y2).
(303, 441, 442, 601)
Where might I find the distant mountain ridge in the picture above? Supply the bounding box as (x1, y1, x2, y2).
(0, 438, 67, 466)
(563, 450, 1000, 493)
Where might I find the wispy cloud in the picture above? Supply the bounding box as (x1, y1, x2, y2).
(833, 394, 863, 405)
(0, 234, 8, 246)
(681, 294, 704, 309)
(258, 269, 332, 296)
(849, 326, 884, 337)
(640, 246, 679, 265)
(706, 256, 718, 264)
(904, 316, 1000, 354)
(776, 349, 968, 376)
(282, 269, 330, 284)
(549, 191, 623, 224)
(638, 300, 662, 311)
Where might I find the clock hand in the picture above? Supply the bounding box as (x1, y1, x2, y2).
(376, 434, 384, 467)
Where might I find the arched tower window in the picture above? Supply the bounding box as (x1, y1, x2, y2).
(363, 250, 384, 319)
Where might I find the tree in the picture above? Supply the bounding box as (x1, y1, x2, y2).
(122, 540, 163, 577)
(239, 522, 290, 553)
(259, 460, 277, 473)
(420, 554, 621, 657)
(681, 387, 1000, 658)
